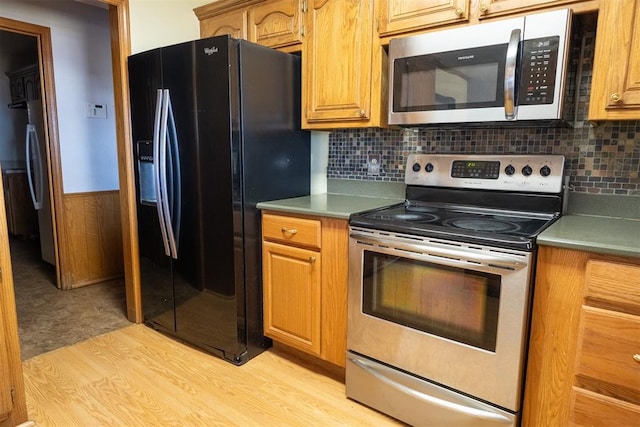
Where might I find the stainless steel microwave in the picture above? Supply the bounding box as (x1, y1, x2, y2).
(388, 9, 572, 125)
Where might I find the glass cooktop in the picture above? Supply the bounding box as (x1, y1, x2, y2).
(349, 201, 560, 251)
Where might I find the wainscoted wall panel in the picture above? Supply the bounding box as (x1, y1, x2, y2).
(327, 23, 640, 195)
(62, 191, 123, 288)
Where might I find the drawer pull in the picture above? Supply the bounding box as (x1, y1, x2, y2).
(281, 227, 298, 235)
(634, 354, 640, 363)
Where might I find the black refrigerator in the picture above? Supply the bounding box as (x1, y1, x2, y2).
(128, 36, 310, 365)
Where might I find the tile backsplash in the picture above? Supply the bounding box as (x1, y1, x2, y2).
(326, 21, 640, 196)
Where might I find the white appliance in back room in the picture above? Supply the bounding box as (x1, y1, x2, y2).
(25, 99, 55, 265)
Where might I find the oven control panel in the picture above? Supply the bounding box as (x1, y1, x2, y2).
(405, 154, 565, 193)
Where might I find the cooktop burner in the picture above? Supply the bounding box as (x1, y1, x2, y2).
(393, 213, 438, 221)
(443, 218, 522, 233)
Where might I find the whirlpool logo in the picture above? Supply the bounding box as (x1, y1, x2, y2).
(204, 46, 219, 55)
(458, 55, 475, 60)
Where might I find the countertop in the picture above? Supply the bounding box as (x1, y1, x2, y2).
(257, 193, 403, 219)
(258, 181, 640, 258)
(538, 193, 640, 258)
(256, 179, 405, 219)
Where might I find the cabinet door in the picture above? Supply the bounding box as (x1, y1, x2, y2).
(200, 9, 248, 39)
(588, 0, 640, 120)
(303, 0, 374, 126)
(263, 241, 321, 356)
(248, 0, 302, 50)
(573, 307, 640, 399)
(571, 388, 640, 426)
(475, 0, 584, 18)
(4, 172, 38, 237)
(378, 0, 469, 36)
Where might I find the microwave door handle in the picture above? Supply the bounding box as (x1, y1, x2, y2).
(504, 29, 521, 120)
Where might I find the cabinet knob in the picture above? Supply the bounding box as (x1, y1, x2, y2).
(479, 3, 488, 13)
(610, 93, 622, 102)
(309, 256, 316, 264)
(634, 354, 640, 363)
(281, 227, 298, 235)
(359, 109, 366, 117)
(455, 8, 464, 17)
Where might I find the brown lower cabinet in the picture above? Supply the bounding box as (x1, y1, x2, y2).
(3, 170, 37, 238)
(523, 246, 640, 426)
(261, 211, 348, 367)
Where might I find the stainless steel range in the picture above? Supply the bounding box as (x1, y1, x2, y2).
(346, 154, 565, 427)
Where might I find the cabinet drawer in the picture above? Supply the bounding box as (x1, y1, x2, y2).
(262, 213, 321, 249)
(571, 387, 640, 426)
(585, 260, 640, 314)
(575, 306, 640, 401)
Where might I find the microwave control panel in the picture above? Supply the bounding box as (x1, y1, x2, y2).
(518, 36, 560, 105)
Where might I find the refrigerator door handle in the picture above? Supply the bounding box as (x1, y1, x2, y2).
(153, 89, 171, 256)
(25, 123, 43, 210)
(164, 90, 181, 259)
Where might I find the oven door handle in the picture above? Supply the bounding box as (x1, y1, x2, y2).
(350, 233, 526, 270)
(349, 356, 513, 424)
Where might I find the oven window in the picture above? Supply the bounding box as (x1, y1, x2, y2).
(362, 251, 500, 352)
(393, 44, 507, 112)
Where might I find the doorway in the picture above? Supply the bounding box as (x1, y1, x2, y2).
(0, 7, 130, 359)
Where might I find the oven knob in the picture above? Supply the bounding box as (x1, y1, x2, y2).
(505, 164, 515, 176)
(540, 165, 551, 177)
(522, 165, 533, 176)
(425, 163, 434, 173)
(412, 162, 421, 172)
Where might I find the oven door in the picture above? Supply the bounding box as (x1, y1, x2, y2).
(347, 227, 533, 413)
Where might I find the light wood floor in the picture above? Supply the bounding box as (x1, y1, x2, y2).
(22, 324, 403, 426)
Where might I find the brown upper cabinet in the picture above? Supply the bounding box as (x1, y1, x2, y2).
(588, 0, 640, 120)
(200, 8, 248, 39)
(195, 0, 302, 52)
(378, 0, 470, 37)
(247, 0, 303, 51)
(474, 0, 593, 20)
(195, 0, 262, 40)
(377, 0, 596, 37)
(195, 0, 634, 128)
(196, 0, 386, 129)
(5, 64, 40, 104)
(303, 0, 380, 128)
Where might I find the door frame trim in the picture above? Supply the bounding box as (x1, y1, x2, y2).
(0, 17, 63, 289)
(100, 0, 141, 322)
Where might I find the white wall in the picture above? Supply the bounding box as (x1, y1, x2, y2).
(129, 0, 211, 54)
(0, 0, 119, 193)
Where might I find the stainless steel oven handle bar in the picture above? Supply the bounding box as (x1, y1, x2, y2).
(349, 356, 512, 424)
(350, 233, 526, 270)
